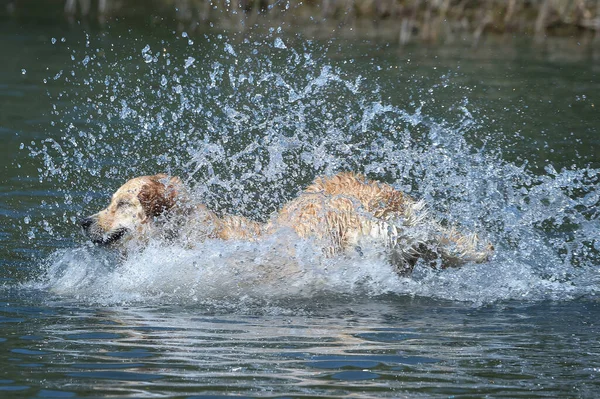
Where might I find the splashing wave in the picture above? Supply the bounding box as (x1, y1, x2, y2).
(28, 33, 599, 305)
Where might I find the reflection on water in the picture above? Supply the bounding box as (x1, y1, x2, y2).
(1, 295, 599, 397)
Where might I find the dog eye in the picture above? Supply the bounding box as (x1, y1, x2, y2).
(116, 200, 130, 208)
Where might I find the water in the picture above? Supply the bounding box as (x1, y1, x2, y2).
(1, 18, 600, 397)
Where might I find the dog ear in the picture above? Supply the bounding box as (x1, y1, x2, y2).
(138, 174, 184, 218)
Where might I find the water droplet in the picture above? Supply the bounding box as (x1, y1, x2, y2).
(544, 164, 558, 175)
(160, 75, 167, 86)
(184, 57, 195, 69)
(24, 216, 30, 224)
(21, 69, 26, 75)
(225, 43, 237, 56)
(274, 37, 287, 49)
(51, 37, 57, 44)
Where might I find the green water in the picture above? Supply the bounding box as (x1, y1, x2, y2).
(1, 16, 599, 398)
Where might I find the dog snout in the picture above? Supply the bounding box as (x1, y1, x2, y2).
(79, 217, 94, 231)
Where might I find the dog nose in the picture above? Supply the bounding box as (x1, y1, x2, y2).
(79, 217, 93, 230)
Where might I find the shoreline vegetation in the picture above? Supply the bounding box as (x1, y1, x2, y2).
(3, 0, 600, 44)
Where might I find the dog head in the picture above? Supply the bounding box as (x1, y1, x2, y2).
(80, 174, 185, 246)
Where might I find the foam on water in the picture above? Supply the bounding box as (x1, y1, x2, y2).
(26, 32, 600, 306)
(40, 231, 397, 305)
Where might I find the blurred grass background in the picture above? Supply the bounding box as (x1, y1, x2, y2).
(2, 0, 600, 43)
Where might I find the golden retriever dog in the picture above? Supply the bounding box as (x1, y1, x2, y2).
(80, 172, 492, 274)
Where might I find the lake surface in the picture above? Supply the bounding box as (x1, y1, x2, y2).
(1, 17, 599, 398)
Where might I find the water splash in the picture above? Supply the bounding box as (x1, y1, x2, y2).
(27, 32, 599, 306)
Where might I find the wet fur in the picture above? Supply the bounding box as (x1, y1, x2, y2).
(81, 172, 492, 274)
